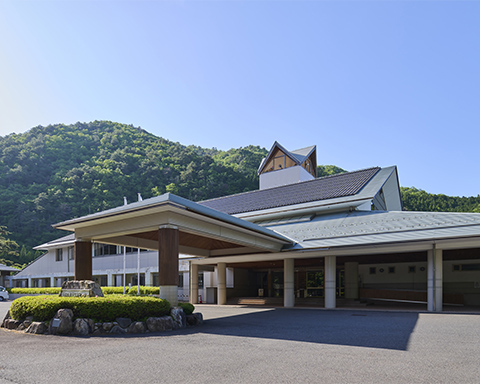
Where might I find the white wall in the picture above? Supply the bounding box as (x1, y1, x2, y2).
(259, 166, 314, 190)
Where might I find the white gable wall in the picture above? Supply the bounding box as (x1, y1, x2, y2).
(259, 165, 315, 190)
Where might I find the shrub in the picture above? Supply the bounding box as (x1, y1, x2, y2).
(177, 302, 195, 315)
(101, 287, 126, 295)
(9, 295, 170, 322)
(8, 287, 61, 295)
(127, 286, 159, 296)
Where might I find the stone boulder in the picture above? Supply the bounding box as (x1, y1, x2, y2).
(49, 309, 74, 335)
(72, 318, 90, 336)
(146, 316, 174, 332)
(1, 311, 11, 328)
(60, 280, 104, 298)
(127, 321, 146, 334)
(171, 307, 186, 329)
(25, 322, 47, 334)
(109, 325, 126, 334)
(4, 319, 21, 330)
(116, 317, 132, 329)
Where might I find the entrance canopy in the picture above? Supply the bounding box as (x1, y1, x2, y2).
(54, 193, 292, 257)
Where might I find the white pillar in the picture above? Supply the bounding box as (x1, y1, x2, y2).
(435, 248, 443, 312)
(427, 249, 435, 312)
(344, 262, 359, 300)
(50, 276, 55, 288)
(325, 256, 336, 309)
(107, 272, 114, 287)
(144, 271, 152, 287)
(284, 259, 295, 308)
(217, 262, 227, 305)
(190, 263, 199, 304)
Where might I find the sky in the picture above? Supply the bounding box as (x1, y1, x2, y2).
(0, 0, 479, 197)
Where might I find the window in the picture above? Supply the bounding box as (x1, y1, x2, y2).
(55, 249, 63, 262)
(178, 273, 184, 288)
(453, 263, 480, 272)
(388, 266, 395, 274)
(68, 246, 74, 260)
(369, 267, 376, 275)
(408, 266, 416, 273)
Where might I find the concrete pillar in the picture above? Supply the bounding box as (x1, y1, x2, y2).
(50, 276, 55, 288)
(344, 262, 359, 300)
(190, 263, 199, 304)
(74, 240, 93, 280)
(324, 256, 336, 309)
(435, 248, 443, 312)
(107, 272, 114, 287)
(284, 259, 295, 307)
(158, 225, 179, 306)
(217, 262, 227, 305)
(427, 249, 434, 312)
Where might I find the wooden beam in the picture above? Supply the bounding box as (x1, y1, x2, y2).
(74, 241, 92, 280)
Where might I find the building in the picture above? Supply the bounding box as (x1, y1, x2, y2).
(0, 263, 18, 287)
(8, 142, 480, 310)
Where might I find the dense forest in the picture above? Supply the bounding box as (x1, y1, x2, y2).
(0, 121, 479, 268)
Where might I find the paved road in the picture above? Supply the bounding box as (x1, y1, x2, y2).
(1, 302, 480, 383)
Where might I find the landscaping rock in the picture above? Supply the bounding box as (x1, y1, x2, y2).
(49, 309, 73, 335)
(60, 280, 104, 298)
(116, 317, 132, 329)
(5, 319, 21, 330)
(193, 313, 203, 325)
(127, 321, 146, 334)
(25, 322, 47, 334)
(186, 314, 197, 326)
(109, 325, 126, 334)
(72, 318, 90, 336)
(171, 307, 186, 329)
(146, 316, 174, 332)
(102, 322, 114, 332)
(1, 311, 11, 328)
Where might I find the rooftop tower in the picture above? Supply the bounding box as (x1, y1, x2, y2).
(257, 142, 317, 190)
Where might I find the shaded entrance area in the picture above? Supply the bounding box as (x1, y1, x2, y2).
(194, 245, 480, 312)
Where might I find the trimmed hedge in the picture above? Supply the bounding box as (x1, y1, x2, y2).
(8, 286, 160, 296)
(10, 295, 171, 322)
(8, 287, 61, 295)
(177, 302, 195, 315)
(127, 286, 159, 296)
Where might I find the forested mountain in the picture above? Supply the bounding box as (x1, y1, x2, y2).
(401, 187, 480, 213)
(0, 121, 479, 267)
(0, 121, 269, 262)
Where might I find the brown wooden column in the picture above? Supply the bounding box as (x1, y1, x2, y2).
(158, 225, 179, 305)
(74, 240, 92, 280)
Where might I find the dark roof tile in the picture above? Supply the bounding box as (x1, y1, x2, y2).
(199, 167, 380, 215)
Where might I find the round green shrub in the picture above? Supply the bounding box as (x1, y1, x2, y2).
(177, 302, 195, 315)
(10, 295, 171, 322)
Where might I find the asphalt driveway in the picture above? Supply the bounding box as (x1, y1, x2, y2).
(1, 302, 479, 383)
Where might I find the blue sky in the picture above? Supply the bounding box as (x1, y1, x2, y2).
(1, 1, 479, 197)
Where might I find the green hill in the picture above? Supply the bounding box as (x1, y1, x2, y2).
(0, 121, 268, 261)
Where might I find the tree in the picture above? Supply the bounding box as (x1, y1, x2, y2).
(0, 226, 19, 259)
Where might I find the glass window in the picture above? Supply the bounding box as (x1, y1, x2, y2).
(55, 249, 63, 262)
(178, 273, 184, 288)
(68, 246, 74, 260)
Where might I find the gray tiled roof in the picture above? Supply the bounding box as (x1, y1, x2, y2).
(272, 210, 480, 250)
(199, 167, 380, 215)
